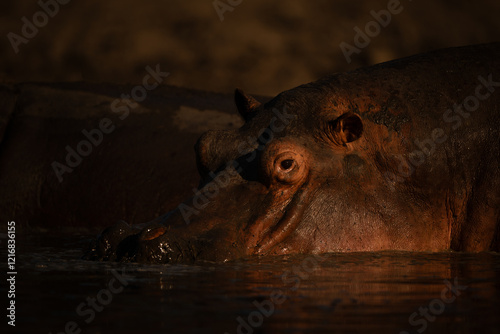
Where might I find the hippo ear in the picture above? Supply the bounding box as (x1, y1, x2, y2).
(328, 112, 363, 145)
(235, 89, 261, 121)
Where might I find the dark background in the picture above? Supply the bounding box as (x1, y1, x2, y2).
(2, 0, 499, 96)
(1, 0, 499, 231)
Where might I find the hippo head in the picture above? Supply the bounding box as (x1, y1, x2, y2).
(88, 84, 369, 263)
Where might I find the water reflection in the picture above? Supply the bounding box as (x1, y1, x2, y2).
(8, 234, 500, 333)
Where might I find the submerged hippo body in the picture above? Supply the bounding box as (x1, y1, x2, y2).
(88, 44, 500, 263)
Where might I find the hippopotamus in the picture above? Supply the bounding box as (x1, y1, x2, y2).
(87, 43, 500, 263)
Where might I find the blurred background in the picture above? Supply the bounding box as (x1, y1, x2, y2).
(1, 0, 499, 96)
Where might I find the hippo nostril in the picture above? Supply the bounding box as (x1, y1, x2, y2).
(280, 159, 294, 171)
(140, 226, 167, 241)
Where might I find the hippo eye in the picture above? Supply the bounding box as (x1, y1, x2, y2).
(270, 152, 306, 185)
(280, 159, 294, 171)
(262, 142, 310, 186)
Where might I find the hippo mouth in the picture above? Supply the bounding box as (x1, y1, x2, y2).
(144, 181, 313, 262)
(243, 178, 315, 255)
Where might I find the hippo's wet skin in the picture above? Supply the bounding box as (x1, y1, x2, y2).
(87, 44, 500, 263)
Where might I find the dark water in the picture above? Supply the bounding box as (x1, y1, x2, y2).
(3, 233, 500, 334)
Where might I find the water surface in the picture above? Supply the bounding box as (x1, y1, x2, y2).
(3, 233, 500, 334)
